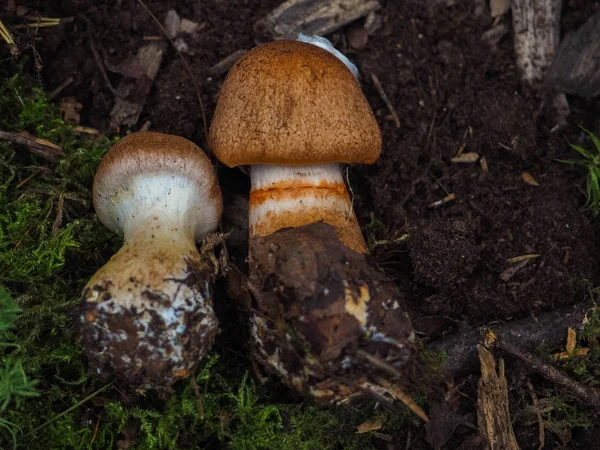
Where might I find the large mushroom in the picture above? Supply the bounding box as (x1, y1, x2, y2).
(209, 38, 381, 254)
(78, 132, 222, 393)
(210, 38, 419, 407)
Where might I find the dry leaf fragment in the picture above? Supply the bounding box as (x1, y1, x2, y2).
(356, 418, 383, 434)
(60, 97, 82, 125)
(521, 171, 539, 186)
(552, 327, 590, 360)
(451, 152, 479, 163)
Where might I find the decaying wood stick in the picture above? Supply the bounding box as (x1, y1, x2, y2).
(430, 302, 588, 378)
(476, 345, 520, 450)
(0, 130, 65, 161)
(511, 0, 562, 84)
(494, 337, 600, 408)
(255, 0, 381, 40)
(109, 42, 166, 129)
(545, 10, 600, 98)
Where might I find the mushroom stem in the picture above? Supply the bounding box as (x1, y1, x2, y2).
(79, 172, 219, 391)
(249, 163, 367, 253)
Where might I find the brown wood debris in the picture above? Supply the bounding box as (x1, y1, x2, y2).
(0, 130, 65, 162)
(476, 343, 520, 450)
(255, 0, 381, 40)
(109, 42, 166, 129)
(511, 0, 562, 84)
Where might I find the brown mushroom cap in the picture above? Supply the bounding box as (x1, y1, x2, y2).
(93, 131, 222, 240)
(209, 40, 382, 167)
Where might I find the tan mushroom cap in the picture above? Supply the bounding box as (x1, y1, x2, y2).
(209, 40, 382, 167)
(93, 131, 222, 239)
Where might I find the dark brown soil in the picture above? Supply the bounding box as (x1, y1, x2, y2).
(8, 0, 600, 448)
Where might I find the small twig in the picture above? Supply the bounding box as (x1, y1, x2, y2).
(17, 168, 46, 189)
(21, 381, 115, 440)
(371, 73, 400, 128)
(373, 376, 429, 422)
(526, 381, 545, 450)
(48, 76, 74, 100)
(52, 193, 65, 234)
(136, 0, 209, 148)
(79, 15, 119, 98)
(0, 130, 64, 161)
(90, 415, 101, 445)
(356, 348, 403, 379)
(494, 337, 600, 407)
(190, 376, 205, 420)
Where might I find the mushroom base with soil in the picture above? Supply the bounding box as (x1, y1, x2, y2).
(77, 221, 220, 394)
(247, 222, 418, 405)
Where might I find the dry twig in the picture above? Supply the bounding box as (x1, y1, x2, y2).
(371, 73, 400, 128)
(494, 337, 600, 408)
(0, 130, 65, 161)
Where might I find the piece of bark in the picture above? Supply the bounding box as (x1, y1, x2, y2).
(511, 0, 562, 84)
(109, 42, 166, 129)
(0, 130, 65, 162)
(255, 0, 381, 40)
(429, 302, 588, 378)
(209, 50, 248, 76)
(476, 345, 520, 450)
(545, 10, 600, 98)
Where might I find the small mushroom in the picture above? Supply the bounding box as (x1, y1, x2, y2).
(77, 132, 222, 393)
(209, 38, 381, 254)
(210, 38, 418, 407)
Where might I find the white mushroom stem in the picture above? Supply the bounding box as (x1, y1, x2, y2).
(249, 164, 367, 253)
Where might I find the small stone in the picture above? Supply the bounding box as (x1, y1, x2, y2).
(347, 25, 369, 50)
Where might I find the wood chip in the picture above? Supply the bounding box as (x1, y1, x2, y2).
(480, 156, 489, 173)
(255, 0, 381, 40)
(511, 0, 562, 84)
(507, 254, 540, 263)
(521, 171, 539, 186)
(490, 0, 510, 17)
(545, 10, 600, 98)
(356, 418, 382, 434)
(476, 343, 520, 450)
(451, 152, 479, 163)
(209, 49, 248, 75)
(552, 328, 591, 360)
(553, 347, 590, 360)
(566, 327, 576, 353)
(109, 42, 166, 129)
(0, 130, 65, 162)
(429, 193, 456, 208)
